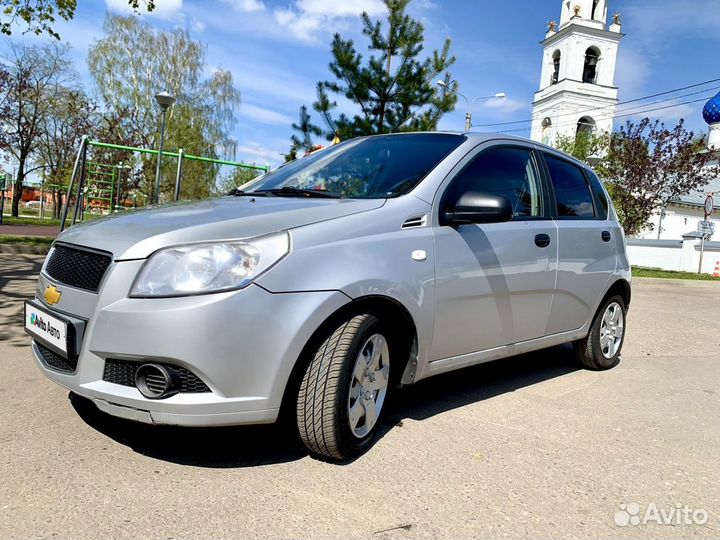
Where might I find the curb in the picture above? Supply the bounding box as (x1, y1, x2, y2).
(0, 243, 51, 255)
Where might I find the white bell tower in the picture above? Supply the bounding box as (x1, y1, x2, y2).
(531, 0, 623, 145)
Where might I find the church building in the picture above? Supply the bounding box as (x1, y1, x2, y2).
(531, 0, 623, 145)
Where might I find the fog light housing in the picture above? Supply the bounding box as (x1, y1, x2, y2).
(135, 363, 180, 399)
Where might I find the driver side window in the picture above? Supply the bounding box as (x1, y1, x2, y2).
(443, 146, 543, 218)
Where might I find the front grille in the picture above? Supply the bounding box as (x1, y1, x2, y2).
(103, 359, 211, 393)
(35, 342, 77, 373)
(44, 244, 112, 292)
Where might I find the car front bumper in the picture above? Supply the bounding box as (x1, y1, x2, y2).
(31, 258, 349, 426)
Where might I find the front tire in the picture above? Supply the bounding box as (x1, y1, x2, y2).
(296, 313, 392, 460)
(573, 295, 627, 370)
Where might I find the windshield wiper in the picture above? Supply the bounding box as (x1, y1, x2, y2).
(253, 186, 340, 198)
(227, 188, 271, 197)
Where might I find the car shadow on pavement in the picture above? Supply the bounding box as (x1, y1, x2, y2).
(70, 392, 308, 467)
(388, 344, 579, 424)
(71, 345, 578, 468)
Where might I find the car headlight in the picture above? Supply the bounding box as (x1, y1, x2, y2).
(130, 232, 290, 297)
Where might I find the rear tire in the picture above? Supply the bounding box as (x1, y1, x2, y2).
(296, 313, 391, 460)
(573, 295, 626, 370)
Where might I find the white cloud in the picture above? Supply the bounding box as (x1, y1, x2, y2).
(293, 0, 384, 18)
(273, 0, 385, 43)
(623, 0, 720, 48)
(239, 103, 294, 125)
(236, 141, 286, 164)
(478, 96, 527, 114)
(618, 100, 702, 126)
(105, 0, 183, 20)
(223, 0, 266, 13)
(614, 47, 651, 100)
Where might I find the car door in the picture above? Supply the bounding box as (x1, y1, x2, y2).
(542, 152, 617, 335)
(430, 142, 558, 361)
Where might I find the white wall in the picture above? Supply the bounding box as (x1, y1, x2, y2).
(627, 238, 720, 274)
(638, 205, 720, 241)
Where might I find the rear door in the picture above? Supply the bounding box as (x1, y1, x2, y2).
(430, 142, 558, 361)
(542, 152, 617, 334)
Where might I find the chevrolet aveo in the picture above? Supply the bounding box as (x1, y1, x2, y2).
(26, 133, 630, 460)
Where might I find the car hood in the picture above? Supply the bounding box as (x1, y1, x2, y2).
(57, 196, 386, 260)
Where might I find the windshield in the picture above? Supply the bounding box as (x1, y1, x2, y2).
(239, 133, 465, 199)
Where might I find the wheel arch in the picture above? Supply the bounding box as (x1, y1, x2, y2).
(278, 294, 419, 422)
(602, 278, 631, 308)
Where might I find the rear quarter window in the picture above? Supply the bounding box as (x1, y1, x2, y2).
(584, 169, 610, 220)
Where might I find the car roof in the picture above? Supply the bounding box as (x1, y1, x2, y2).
(363, 130, 593, 172)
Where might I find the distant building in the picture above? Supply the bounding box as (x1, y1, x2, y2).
(531, 0, 623, 145)
(637, 92, 720, 240)
(531, 2, 719, 240)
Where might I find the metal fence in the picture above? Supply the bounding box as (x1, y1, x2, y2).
(60, 136, 268, 232)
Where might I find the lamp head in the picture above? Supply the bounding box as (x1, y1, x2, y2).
(154, 91, 175, 110)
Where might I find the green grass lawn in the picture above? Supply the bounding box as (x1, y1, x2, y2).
(0, 235, 54, 245)
(1, 214, 62, 227)
(632, 266, 720, 281)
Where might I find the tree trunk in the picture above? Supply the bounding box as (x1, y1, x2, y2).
(11, 157, 25, 217)
(52, 189, 61, 219)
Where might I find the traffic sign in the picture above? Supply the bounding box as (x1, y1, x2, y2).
(698, 220, 715, 235)
(705, 195, 714, 219)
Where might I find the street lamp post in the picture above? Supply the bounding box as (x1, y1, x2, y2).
(153, 91, 175, 205)
(436, 80, 506, 132)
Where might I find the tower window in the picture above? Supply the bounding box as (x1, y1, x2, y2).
(552, 50, 561, 84)
(591, 0, 600, 20)
(576, 116, 596, 140)
(583, 47, 600, 84)
(541, 118, 553, 145)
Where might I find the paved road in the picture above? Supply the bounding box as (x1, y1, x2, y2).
(0, 223, 58, 237)
(1, 253, 719, 539)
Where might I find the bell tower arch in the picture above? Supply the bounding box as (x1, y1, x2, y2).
(531, 1, 623, 145)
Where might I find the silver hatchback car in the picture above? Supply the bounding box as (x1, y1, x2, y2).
(26, 133, 630, 460)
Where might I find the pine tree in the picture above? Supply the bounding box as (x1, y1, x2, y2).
(285, 105, 323, 161)
(294, 0, 457, 150)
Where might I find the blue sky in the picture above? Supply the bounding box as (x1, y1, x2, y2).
(3, 0, 720, 167)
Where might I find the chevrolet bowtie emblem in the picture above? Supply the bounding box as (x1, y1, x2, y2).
(44, 285, 62, 306)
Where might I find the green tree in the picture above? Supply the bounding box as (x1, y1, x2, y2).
(284, 105, 323, 162)
(0, 0, 154, 39)
(217, 166, 262, 195)
(0, 42, 74, 217)
(554, 130, 610, 167)
(88, 15, 241, 201)
(306, 0, 458, 142)
(37, 86, 97, 218)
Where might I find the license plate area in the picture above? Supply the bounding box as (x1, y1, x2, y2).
(24, 300, 85, 360)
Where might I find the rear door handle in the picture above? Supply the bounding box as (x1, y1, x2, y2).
(601, 230, 611, 242)
(535, 233, 551, 248)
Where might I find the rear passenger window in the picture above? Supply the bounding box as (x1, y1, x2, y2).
(544, 154, 595, 218)
(444, 147, 543, 218)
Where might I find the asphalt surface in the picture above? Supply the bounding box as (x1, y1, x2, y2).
(1, 253, 719, 539)
(0, 223, 58, 237)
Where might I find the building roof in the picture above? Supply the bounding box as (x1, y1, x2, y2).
(674, 175, 720, 209)
(703, 91, 720, 125)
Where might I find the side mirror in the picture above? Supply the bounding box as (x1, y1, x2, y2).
(442, 191, 513, 226)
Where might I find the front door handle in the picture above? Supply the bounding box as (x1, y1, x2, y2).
(535, 233, 551, 248)
(601, 230, 611, 242)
